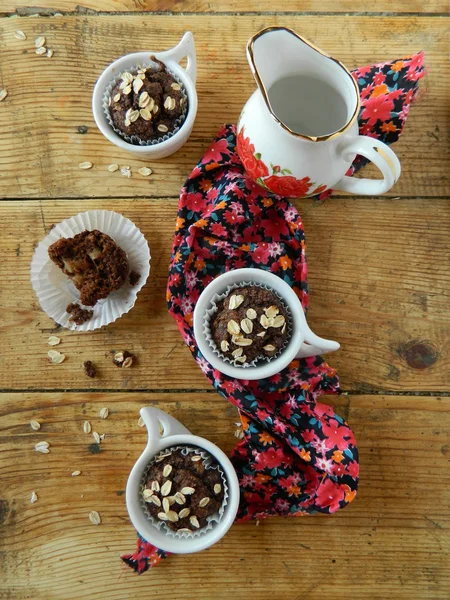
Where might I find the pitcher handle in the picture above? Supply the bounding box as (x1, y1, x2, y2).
(333, 136, 401, 195)
(155, 31, 197, 84)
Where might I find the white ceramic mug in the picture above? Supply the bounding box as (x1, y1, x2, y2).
(126, 407, 240, 554)
(193, 268, 340, 380)
(92, 32, 197, 159)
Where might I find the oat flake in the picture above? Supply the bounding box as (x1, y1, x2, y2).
(89, 510, 101, 525)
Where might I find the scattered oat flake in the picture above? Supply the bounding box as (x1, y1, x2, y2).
(47, 335, 61, 346)
(138, 167, 152, 177)
(92, 431, 100, 444)
(35, 441, 50, 453)
(122, 356, 133, 368)
(72, 470, 81, 477)
(108, 164, 119, 172)
(30, 491, 38, 504)
(138, 416, 145, 428)
(99, 407, 109, 419)
(15, 30, 27, 40)
(89, 510, 101, 525)
(120, 166, 131, 178)
(35, 36, 46, 48)
(47, 350, 65, 364)
(0, 90, 8, 102)
(79, 161, 93, 169)
(30, 420, 41, 431)
(83, 421, 91, 434)
(35, 47, 47, 56)
(46, 48, 53, 58)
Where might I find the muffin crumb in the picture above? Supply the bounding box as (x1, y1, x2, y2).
(83, 360, 96, 378)
(67, 303, 93, 325)
(129, 270, 140, 286)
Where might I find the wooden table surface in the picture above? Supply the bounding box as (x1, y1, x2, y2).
(0, 2, 449, 599)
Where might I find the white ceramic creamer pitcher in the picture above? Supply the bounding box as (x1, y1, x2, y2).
(237, 27, 401, 198)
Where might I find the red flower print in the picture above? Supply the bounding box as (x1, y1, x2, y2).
(360, 83, 374, 100)
(260, 209, 289, 237)
(210, 222, 227, 237)
(361, 94, 394, 125)
(373, 71, 386, 85)
(263, 175, 312, 198)
(183, 192, 208, 213)
(321, 419, 354, 451)
(353, 65, 372, 78)
(223, 210, 245, 225)
(407, 51, 424, 74)
(252, 243, 270, 264)
(315, 478, 345, 512)
(254, 447, 285, 470)
(237, 127, 269, 179)
(346, 460, 359, 479)
(202, 138, 229, 164)
(331, 462, 346, 476)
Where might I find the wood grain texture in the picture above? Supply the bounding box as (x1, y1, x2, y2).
(0, 197, 449, 392)
(0, 15, 448, 199)
(0, 392, 449, 600)
(1, 0, 448, 16)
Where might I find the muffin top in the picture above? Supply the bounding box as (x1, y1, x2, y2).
(48, 230, 129, 307)
(144, 448, 224, 533)
(109, 56, 185, 141)
(211, 286, 289, 364)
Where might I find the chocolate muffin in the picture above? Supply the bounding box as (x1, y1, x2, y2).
(211, 286, 289, 365)
(109, 57, 186, 142)
(48, 230, 129, 306)
(143, 448, 225, 533)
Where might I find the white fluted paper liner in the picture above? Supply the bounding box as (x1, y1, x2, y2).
(30, 210, 151, 331)
(140, 445, 228, 540)
(102, 60, 188, 146)
(202, 281, 292, 368)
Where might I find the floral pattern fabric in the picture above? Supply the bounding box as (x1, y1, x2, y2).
(121, 53, 424, 573)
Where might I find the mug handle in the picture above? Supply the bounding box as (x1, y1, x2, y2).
(294, 305, 340, 359)
(333, 136, 401, 195)
(155, 31, 197, 84)
(140, 406, 192, 451)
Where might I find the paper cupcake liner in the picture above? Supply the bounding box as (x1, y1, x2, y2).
(140, 445, 228, 540)
(102, 60, 188, 146)
(30, 210, 151, 332)
(203, 281, 293, 368)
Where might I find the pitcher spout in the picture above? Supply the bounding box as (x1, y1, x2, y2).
(247, 26, 359, 142)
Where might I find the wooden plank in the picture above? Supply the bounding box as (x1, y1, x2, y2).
(0, 197, 449, 392)
(0, 392, 449, 599)
(1, 1, 448, 16)
(0, 15, 448, 199)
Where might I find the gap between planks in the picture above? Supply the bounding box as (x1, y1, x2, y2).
(1, 388, 450, 395)
(3, 10, 450, 17)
